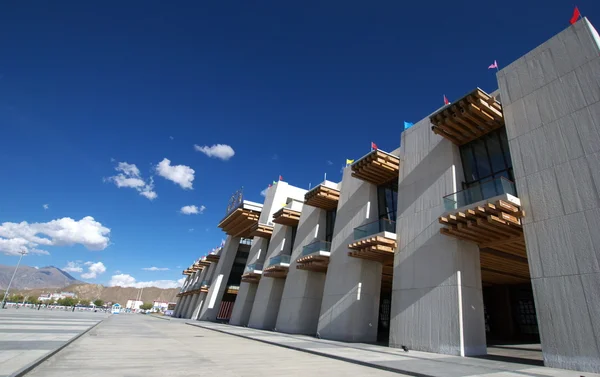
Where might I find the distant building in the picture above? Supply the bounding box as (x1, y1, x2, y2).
(152, 300, 169, 311)
(38, 292, 77, 302)
(125, 299, 143, 310)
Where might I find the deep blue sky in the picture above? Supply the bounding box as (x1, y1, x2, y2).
(0, 1, 598, 287)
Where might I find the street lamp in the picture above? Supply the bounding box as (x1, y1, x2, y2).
(1, 250, 27, 309)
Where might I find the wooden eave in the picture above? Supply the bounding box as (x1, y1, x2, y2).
(218, 208, 261, 237)
(272, 208, 301, 226)
(351, 150, 400, 186)
(304, 185, 339, 210)
(439, 199, 529, 284)
(347, 235, 397, 263)
(249, 223, 274, 239)
(430, 88, 504, 146)
(296, 253, 330, 273)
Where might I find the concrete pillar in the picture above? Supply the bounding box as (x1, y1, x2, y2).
(317, 168, 382, 342)
(173, 296, 184, 317)
(195, 262, 218, 319)
(179, 295, 191, 318)
(198, 235, 241, 321)
(390, 112, 485, 356)
(185, 294, 200, 319)
(498, 18, 600, 373)
(276, 204, 328, 334)
(174, 275, 192, 317)
(230, 237, 269, 326)
(248, 224, 295, 329)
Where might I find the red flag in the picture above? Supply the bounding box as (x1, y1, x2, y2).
(371, 142, 378, 150)
(279, 175, 283, 181)
(570, 7, 581, 25)
(444, 95, 450, 105)
(268, 183, 272, 188)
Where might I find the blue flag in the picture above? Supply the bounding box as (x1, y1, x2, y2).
(404, 121, 414, 130)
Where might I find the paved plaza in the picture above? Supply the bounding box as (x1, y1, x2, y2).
(0, 308, 105, 377)
(1, 313, 597, 377)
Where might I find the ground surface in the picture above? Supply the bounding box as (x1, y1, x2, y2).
(0, 308, 105, 377)
(24, 314, 405, 377)
(4, 313, 598, 377)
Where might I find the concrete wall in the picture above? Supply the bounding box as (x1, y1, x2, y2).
(229, 282, 258, 326)
(198, 235, 241, 321)
(317, 167, 382, 342)
(194, 262, 218, 320)
(497, 18, 600, 372)
(276, 204, 328, 334)
(390, 113, 486, 356)
(248, 223, 294, 329)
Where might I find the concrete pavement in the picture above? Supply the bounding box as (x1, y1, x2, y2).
(190, 322, 600, 377)
(26, 313, 405, 376)
(0, 308, 105, 377)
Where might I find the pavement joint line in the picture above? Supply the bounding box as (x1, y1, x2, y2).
(147, 315, 171, 321)
(185, 322, 434, 377)
(7, 319, 104, 377)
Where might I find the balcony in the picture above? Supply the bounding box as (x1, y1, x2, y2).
(430, 88, 504, 146)
(197, 258, 211, 268)
(438, 178, 527, 285)
(182, 268, 194, 275)
(304, 181, 340, 210)
(351, 150, 400, 186)
(348, 219, 397, 263)
(241, 263, 263, 284)
(249, 222, 274, 239)
(296, 240, 331, 273)
(263, 255, 291, 278)
(272, 200, 303, 226)
(226, 285, 240, 295)
(218, 200, 263, 238)
(199, 281, 210, 293)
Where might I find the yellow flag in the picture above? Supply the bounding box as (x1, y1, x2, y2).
(346, 159, 354, 166)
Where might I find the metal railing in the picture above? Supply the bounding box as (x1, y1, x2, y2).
(300, 240, 331, 258)
(443, 176, 516, 211)
(267, 254, 290, 267)
(244, 263, 263, 273)
(353, 218, 396, 240)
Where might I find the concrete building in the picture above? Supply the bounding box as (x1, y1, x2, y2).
(173, 19, 600, 373)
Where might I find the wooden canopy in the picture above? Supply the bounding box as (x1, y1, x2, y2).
(304, 185, 339, 210)
(249, 223, 273, 239)
(263, 264, 289, 279)
(182, 269, 193, 275)
(218, 207, 261, 237)
(241, 271, 261, 284)
(351, 150, 400, 186)
(296, 252, 330, 273)
(439, 199, 528, 285)
(206, 254, 220, 263)
(197, 259, 210, 268)
(430, 88, 504, 146)
(200, 285, 210, 293)
(348, 235, 397, 263)
(272, 207, 301, 226)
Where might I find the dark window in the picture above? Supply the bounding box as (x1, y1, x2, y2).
(459, 127, 514, 194)
(378, 181, 398, 221)
(325, 209, 336, 243)
(290, 225, 298, 250)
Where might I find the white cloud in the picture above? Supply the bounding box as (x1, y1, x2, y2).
(327, 160, 333, 166)
(194, 144, 235, 161)
(180, 205, 205, 215)
(189, 228, 194, 232)
(169, 136, 174, 140)
(105, 161, 157, 200)
(63, 261, 83, 273)
(260, 187, 269, 197)
(81, 261, 106, 279)
(155, 158, 195, 189)
(0, 216, 110, 256)
(114, 270, 122, 274)
(43, 204, 49, 210)
(108, 274, 184, 289)
(142, 267, 170, 271)
(272, 154, 278, 160)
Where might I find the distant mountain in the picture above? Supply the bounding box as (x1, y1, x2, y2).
(0, 265, 84, 290)
(14, 283, 179, 304)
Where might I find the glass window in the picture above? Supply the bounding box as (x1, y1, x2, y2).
(459, 128, 514, 190)
(325, 209, 336, 243)
(378, 181, 398, 221)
